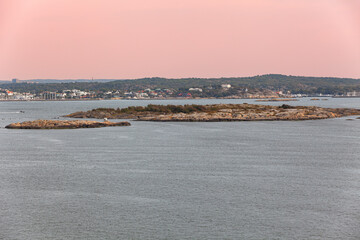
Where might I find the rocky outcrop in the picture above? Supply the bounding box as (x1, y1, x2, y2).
(137, 108, 338, 121)
(5, 120, 131, 129)
(65, 104, 360, 122)
(255, 98, 298, 102)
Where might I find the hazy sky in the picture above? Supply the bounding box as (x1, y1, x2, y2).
(0, 0, 359, 80)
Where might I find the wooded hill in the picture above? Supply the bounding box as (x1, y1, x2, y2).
(1, 74, 360, 94)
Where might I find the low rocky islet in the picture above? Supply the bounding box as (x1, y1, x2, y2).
(5, 119, 131, 129)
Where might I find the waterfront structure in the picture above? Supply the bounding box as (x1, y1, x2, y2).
(41, 92, 57, 100)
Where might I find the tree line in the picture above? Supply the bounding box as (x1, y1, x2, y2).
(1, 74, 360, 95)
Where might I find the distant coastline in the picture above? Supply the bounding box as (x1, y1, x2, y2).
(2, 96, 360, 102)
(1, 74, 360, 101)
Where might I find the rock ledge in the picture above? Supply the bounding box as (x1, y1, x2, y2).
(5, 120, 131, 129)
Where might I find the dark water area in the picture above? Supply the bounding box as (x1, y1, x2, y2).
(0, 98, 360, 239)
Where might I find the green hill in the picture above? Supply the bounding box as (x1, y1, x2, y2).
(1, 74, 359, 94)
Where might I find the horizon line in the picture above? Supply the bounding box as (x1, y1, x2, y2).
(1, 74, 360, 82)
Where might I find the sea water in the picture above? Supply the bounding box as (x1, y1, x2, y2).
(0, 98, 359, 239)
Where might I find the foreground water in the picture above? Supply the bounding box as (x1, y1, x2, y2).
(0, 98, 360, 240)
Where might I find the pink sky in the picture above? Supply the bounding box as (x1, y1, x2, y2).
(0, 0, 359, 80)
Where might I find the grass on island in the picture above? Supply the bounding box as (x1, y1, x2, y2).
(90, 104, 296, 115)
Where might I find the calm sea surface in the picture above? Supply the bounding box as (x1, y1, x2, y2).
(0, 98, 360, 240)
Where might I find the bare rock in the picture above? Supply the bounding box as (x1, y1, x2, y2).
(5, 120, 131, 129)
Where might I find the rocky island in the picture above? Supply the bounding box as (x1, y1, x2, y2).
(5, 120, 131, 129)
(255, 98, 298, 102)
(65, 104, 360, 122)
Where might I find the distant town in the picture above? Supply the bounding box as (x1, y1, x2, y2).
(1, 75, 359, 101)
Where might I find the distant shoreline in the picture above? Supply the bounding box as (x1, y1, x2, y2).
(2, 96, 357, 102)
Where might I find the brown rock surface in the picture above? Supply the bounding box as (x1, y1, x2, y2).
(64, 104, 360, 122)
(5, 120, 131, 129)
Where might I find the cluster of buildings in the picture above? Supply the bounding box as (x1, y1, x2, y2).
(0, 88, 177, 101)
(122, 88, 174, 99)
(345, 91, 360, 97)
(0, 88, 96, 100)
(0, 89, 35, 100)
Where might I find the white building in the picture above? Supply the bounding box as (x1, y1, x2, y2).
(221, 84, 231, 89)
(189, 88, 203, 92)
(346, 91, 360, 97)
